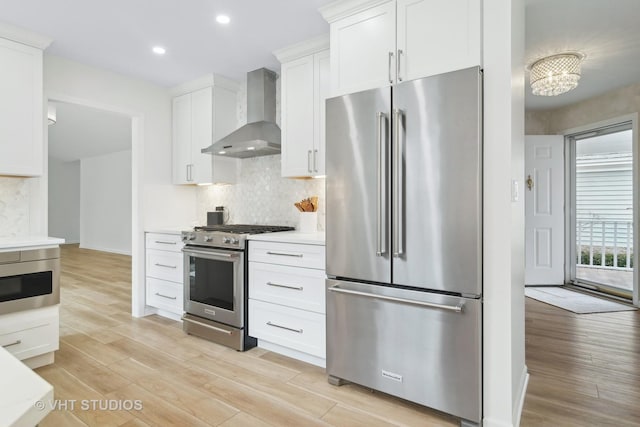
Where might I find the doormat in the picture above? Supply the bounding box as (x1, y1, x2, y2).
(525, 286, 637, 314)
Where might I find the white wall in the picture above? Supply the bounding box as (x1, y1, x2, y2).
(44, 54, 198, 316)
(0, 177, 30, 238)
(80, 150, 131, 254)
(48, 157, 80, 243)
(483, 0, 527, 426)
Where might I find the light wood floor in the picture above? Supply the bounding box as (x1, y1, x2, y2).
(36, 245, 640, 426)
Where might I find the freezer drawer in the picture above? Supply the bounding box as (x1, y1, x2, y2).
(326, 279, 481, 424)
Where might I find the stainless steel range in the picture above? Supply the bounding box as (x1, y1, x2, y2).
(181, 224, 294, 351)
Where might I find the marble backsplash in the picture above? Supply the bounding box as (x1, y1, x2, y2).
(196, 155, 325, 230)
(0, 177, 30, 237)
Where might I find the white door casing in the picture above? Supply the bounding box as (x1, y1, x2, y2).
(525, 135, 564, 285)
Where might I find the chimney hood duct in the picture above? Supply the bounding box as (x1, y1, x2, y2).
(202, 68, 280, 159)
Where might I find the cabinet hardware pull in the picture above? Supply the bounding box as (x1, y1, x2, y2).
(155, 292, 177, 300)
(154, 263, 177, 269)
(266, 251, 303, 258)
(308, 150, 313, 173)
(313, 149, 318, 172)
(328, 285, 464, 313)
(266, 282, 303, 291)
(2, 340, 22, 348)
(397, 49, 403, 81)
(267, 321, 303, 333)
(155, 241, 177, 245)
(388, 51, 394, 84)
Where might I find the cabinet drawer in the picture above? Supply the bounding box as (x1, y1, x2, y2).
(145, 233, 184, 252)
(249, 299, 325, 358)
(0, 316, 58, 361)
(249, 241, 325, 269)
(146, 250, 183, 282)
(249, 262, 326, 314)
(146, 278, 183, 315)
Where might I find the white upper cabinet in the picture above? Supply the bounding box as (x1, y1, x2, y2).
(320, 0, 481, 96)
(275, 35, 330, 178)
(171, 76, 239, 185)
(0, 27, 51, 177)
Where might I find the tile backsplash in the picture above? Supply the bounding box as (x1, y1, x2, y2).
(196, 155, 325, 230)
(0, 177, 30, 237)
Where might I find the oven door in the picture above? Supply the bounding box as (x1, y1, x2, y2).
(183, 246, 244, 328)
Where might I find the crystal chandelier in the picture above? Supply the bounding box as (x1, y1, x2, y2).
(529, 53, 584, 96)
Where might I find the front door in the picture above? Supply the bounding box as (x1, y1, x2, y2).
(525, 135, 565, 285)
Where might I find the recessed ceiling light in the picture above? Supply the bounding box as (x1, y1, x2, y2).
(218, 150, 227, 155)
(152, 46, 166, 55)
(216, 14, 230, 24)
(247, 147, 255, 151)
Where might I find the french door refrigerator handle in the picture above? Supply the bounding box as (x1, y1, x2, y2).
(393, 108, 404, 257)
(376, 112, 388, 256)
(328, 285, 464, 313)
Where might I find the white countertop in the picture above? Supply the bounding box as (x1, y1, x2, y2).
(145, 228, 188, 236)
(0, 237, 65, 253)
(0, 347, 53, 427)
(248, 231, 325, 245)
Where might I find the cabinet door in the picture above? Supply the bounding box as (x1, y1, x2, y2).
(190, 87, 213, 184)
(211, 86, 239, 184)
(0, 39, 43, 176)
(397, 0, 481, 81)
(329, 1, 396, 97)
(313, 50, 330, 176)
(281, 56, 315, 177)
(172, 93, 192, 184)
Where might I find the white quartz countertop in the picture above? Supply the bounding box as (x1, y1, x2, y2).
(0, 237, 65, 252)
(0, 347, 53, 427)
(145, 228, 188, 236)
(248, 231, 325, 245)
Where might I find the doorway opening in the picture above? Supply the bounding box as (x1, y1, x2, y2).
(568, 122, 633, 299)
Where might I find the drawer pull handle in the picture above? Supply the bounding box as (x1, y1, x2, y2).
(154, 263, 177, 269)
(155, 241, 177, 245)
(2, 340, 22, 348)
(155, 292, 177, 300)
(266, 251, 303, 258)
(267, 321, 303, 334)
(266, 282, 303, 291)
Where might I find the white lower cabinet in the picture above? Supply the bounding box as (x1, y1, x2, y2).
(248, 239, 326, 367)
(145, 232, 184, 318)
(0, 305, 59, 369)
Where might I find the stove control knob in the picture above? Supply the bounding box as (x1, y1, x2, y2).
(188, 234, 196, 241)
(223, 237, 231, 244)
(231, 238, 239, 245)
(204, 236, 212, 242)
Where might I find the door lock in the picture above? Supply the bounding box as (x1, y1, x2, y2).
(526, 175, 534, 191)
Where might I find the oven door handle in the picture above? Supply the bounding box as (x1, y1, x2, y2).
(182, 248, 240, 260)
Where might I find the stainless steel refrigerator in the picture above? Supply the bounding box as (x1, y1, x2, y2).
(325, 66, 482, 426)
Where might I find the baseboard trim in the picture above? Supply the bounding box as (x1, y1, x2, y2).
(79, 244, 132, 256)
(513, 366, 530, 427)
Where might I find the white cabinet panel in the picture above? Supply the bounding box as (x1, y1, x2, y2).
(397, 0, 481, 81)
(172, 93, 192, 184)
(0, 38, 43, 176)
(191, 87, 213, 184)
(249, 299, 326, 359)
(249, 262, 326, 314)
(329, 1, 396, 96)
(314, 50, 330, 176)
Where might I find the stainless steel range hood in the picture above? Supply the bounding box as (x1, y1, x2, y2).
(202, 68, 280, 159)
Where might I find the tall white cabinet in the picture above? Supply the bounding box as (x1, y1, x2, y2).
(320, 0, 481, 96)
(171, 75, 239, 185)
(0, 25, 52, 176)
(274, 35, 330, 178)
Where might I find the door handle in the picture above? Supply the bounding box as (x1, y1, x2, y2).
(393, 109, 405, 257)
(526, 175, 534, 191)
(308, 150, 313, 173)
(328, 285, 464, 313)
(376, 111, 388, 256)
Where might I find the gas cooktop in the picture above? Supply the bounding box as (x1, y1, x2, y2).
(193, 224, 295, 234)
(182, 224, 295, 249)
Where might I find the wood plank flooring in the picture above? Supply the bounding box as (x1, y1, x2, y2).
(36, 245, 640, 426)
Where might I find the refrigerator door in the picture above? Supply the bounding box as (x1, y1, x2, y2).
(392, 67, 482, 296)
(326, 87, 392, 283)
(326, 279, 482, 424)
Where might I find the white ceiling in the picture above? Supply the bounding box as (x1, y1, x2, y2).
(0, 0, 332, 87)
(525, 0, 640, 111)
(1, 0, 639, 111)
(48, 102, 131, 162)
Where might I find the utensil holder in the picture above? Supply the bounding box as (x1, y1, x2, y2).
(298, 212, 317, 233)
